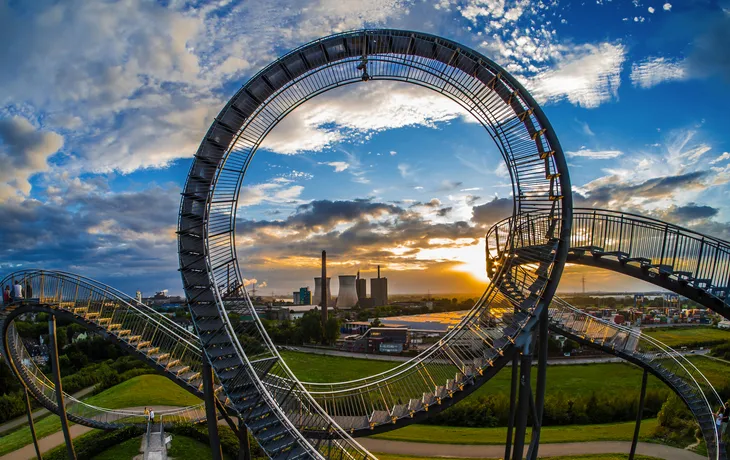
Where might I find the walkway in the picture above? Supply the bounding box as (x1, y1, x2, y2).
(358, 438, 707, 460)
(0, 386, 96, 435)
(0, 406, 179, 460)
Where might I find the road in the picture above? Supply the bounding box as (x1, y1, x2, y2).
(283, 345, 709, 365)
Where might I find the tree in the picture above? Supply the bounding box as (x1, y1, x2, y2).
(323, 317, 340, 345)
(299, 311, 322, 344)
(370, 318, 382, 328)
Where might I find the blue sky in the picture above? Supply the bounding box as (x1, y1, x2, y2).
(1, 0, 729, 296)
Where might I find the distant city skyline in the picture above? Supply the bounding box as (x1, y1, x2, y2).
(1, 1, 728, 298)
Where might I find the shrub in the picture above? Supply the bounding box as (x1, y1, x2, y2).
(43, 426, 143, 460)
(169, 421, 266, 459)
(651, 394, 699, 447)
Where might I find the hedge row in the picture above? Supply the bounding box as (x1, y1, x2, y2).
(43, 426, 143, 460)
(425, 389, 671, 427)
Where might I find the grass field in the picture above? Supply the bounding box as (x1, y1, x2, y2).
(370, 419, 659, 445)
(92, 435, 141, 459)
(83, 374, 201, 409)
(375, 454, 662, 460)
(280, 351, 669, 398)
(644, 326, 730, 348)
(687, 356, 730, 390)
(0, 375, 199, 457)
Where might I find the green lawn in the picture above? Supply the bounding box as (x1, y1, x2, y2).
(644, 326, 730, 348)
(688, 356, 730, 389)
(167, 434, 224, 459)
(281, 351, 667, 398)
(370, 419, 659, 445)
(375, 455, 661, 460)
(0, 414, 67, 456)
(83, 374, 201, 409)
(0, 375, 199, 457)
(92, 435, 141, 459)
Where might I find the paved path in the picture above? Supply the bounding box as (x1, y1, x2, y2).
(286, 345, 708, 366)
(0, 386, 96, 435)
(358, 438, 707, 460)
(0, 405, 180, 460)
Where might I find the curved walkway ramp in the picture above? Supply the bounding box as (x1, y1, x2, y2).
(177, 28, 572, 459)
(488, 218, 727, 460)
(0, 269, 209, 430)
(491, 208, 730, 317)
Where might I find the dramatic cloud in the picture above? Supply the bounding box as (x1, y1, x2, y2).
(259, 82, 470, 155)
(630, 57, 687, 88)
(471, 197, 513, 226)
(528, 43, 626, 108)
(0, 117, 63, 201)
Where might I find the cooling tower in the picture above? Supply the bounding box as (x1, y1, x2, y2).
(314, 277, 331, 306)
(336, 275, 358, 310)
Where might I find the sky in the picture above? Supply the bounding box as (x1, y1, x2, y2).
(1, 0, 729, 297)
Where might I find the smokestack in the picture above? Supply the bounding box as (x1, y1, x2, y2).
(378, 265, 381, 279)
(321, 250, 328, 326)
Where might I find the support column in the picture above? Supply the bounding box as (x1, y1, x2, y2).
(528, 307, 550, 460)
(629, 369, 648, 460)
(48, 315, 76, 460)
(504, 350, 519, 460)
(202, 361, 223, 460)
(24, 387, 42, 460)
(511, 340, 533, 460)
(238, 418, 251, 460)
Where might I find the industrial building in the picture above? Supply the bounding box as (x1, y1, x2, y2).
(370, 265, 389, 307)
(293, 287, 311, 305)
(356, 271, 366, 303)
(314, 277, 331, 307)
(336, 275, 358, 309)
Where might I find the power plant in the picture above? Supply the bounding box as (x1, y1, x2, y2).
(314, 277, 332, 307)
(370, 265, 389, 307)
(336, 275, 358, 309)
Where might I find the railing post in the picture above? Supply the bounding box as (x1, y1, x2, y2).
(49, 315, 76, 460)
(629, 369, 648, 460)
(24, 386, 43, 460)
(202, 360, 223, 460)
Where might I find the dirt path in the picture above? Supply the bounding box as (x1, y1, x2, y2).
(0, 386, 96, 435)
(357, 438, 707, 460)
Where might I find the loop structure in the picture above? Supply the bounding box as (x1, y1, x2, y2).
(177, 28, 571, 458)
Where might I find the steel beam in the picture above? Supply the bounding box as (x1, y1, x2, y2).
(24, 386, 43, 460)
(48, 315, 76, 460)
(238, 419, 252, 460)
(527, 307, 550, 459)
(202, 361, 223, 460)
(504, 344, 520, 460)
(629, 369, 648, 460)
(511, 340, 533, 460)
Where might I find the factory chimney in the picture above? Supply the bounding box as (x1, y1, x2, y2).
(321, 250, 328, 327)
(378, 265, 380, 278)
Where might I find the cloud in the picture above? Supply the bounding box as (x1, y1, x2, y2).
(566, 149, 623, 159)
(239, 181, 305, 207)
(471, 197, 513, 226)
(630, 57, 687, 88)
(710, 152, 730, 165)
(528, 43, 626, 108)
(663, 3, 672, 11)
(0, 116, 63, 201)
(320, 161, 349, 173)
(654, 203, 719, 223)
(260, 82, 469, 155)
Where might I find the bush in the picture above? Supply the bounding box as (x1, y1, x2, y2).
(169, 422, 266, 459)
(43, 426, 143, 460)
(0, 392, 25, 424)
(651, 394, 699, 447)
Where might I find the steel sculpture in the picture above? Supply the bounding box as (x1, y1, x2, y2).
(177, 28, 571, 460)
(0, 28, 726, 460)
